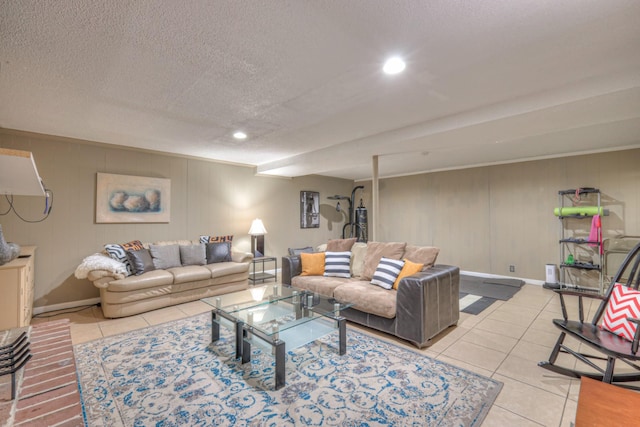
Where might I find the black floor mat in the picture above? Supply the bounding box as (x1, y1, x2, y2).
(459, 292, 497, 315)
(459, 274, 524, 301)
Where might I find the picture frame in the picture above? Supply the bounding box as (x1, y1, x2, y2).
(96, 173, 171, 223)
(300, 191, 320, 228)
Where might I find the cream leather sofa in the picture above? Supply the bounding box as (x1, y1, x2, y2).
(77, 239, 252, 318)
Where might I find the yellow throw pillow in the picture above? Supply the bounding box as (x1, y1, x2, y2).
(300, 252, 325, 276)
(393, 259, 424, 289)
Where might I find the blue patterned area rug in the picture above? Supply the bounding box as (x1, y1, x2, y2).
(74, 313, 502, 426)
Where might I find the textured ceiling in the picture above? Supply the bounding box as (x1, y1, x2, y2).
(1, 0, 639, 180)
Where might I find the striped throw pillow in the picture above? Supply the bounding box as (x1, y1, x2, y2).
(104, 240, 143, 276)
(324, 251, 352, 278)
(371, 257, 405, 290)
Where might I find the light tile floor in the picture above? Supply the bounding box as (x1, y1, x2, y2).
(30, 284, 586, 426)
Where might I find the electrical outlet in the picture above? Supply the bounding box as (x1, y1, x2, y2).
(509, 265, 515, 273)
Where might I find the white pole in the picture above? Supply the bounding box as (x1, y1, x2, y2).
(372, 155, 379, 242)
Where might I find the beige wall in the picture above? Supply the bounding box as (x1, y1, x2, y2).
(358, 149, 640, 285)
(2, 127, 639, 309)
(0, 129, 354, 309)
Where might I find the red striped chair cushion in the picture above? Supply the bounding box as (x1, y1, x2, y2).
(602, 283, 640, 342)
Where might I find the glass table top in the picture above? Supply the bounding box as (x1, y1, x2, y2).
(202, 284, 352, 338)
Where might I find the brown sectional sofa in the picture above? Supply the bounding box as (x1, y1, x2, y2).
(281, 241, 460, 348)
(77, 239, 252, 318)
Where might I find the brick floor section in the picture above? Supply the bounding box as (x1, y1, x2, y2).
(9, 320, 84, 427)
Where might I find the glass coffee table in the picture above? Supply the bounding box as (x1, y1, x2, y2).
(202, 284, 352, 390)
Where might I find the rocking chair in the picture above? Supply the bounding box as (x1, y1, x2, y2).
(539, 242, 640, 388)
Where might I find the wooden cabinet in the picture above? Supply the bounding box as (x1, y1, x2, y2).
(0, 246, 35, 330)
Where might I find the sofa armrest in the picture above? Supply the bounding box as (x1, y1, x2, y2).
(281, 255, 302, 285)
(396, 264, 460, 348)
(232, 251, 254, 263)
(87, 270, 124, 282)
(90, 275, 116, 289)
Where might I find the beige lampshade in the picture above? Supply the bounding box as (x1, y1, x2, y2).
(248, 218, 267, 235)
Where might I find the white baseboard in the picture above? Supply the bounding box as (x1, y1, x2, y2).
(460, 270, 545, 286)
(33, 297, 101, 315)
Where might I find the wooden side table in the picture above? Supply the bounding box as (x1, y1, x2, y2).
(575, 376, 640, 426)
(249, 256, 277, 284)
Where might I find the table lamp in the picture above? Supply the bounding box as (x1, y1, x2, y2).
(248, 218, 267, 257)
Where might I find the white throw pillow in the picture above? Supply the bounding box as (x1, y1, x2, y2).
(324, 251, 352, 278)
(370, 257, 405, 290)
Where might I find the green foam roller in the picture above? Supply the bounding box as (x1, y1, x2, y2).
(553, 206, 605, 216)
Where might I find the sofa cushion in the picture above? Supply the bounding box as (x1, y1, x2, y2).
(361, 242, 407, 280)
(126, 248, 156, 276)
(104, 240, 143, 276)
(334, 281, 397, 319)
(199, 235, 234, 244)
(370, 258, 405, 290)
(393, 259, 424, 290)
(180, 244, 206, 266)
(121, 240, 144, 251)
(149, 244, 181, 269)
(168, 265, 212, 284)
(300, 252, 325, 276)
(292, 275, 351, 298)
(403, 245, 440, 270)
(351, 242, 368, 278)
(288, 246, 314, 256)
(206, 242, 232, 263)
(324, 251, 352, 278)
(326, 238, 357, 252)
(107, 270, 174, 292)
(205, 261, 250, 278)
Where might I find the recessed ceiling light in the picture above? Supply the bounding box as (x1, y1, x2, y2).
(233, 131, 247, 140)
(383, 57, 406, 75)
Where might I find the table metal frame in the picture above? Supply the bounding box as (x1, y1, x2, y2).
(249, 256, 277, 284)
(210, 288, 347, 390)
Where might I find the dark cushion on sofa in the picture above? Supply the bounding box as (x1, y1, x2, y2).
(206, 242, 232, 263)
(288, 246, 314, 256)
(126, 249, 156, 276)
